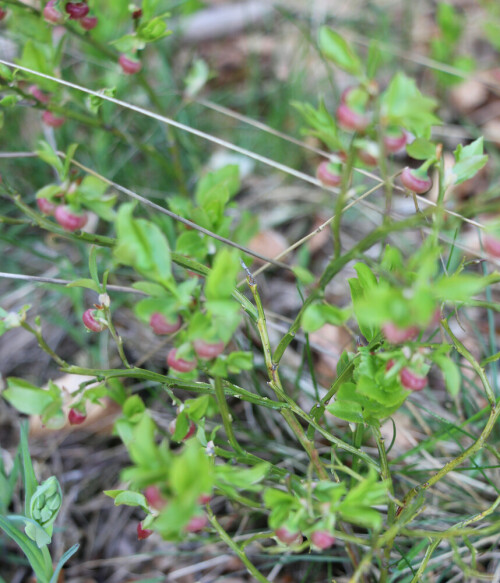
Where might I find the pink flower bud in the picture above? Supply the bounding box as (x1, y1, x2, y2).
(82, 308, 107, 332)
(384, 129, 407, 153)
(193, 339, 225, 360)
(149, 312, 182, 335)
(65, 2, 89, 20)
(68, 408, 86, 425)
(400, 167, 432, 194)
(144, 486, 167, 510)
(275, 527, 303, 545)
(29, 85, 51, 104)
(43, 0, 63, 24)
(119, 54, 142, 75)
(137, 522, 153, 540)
(79, 15, 98, 30)
(382, 322, 419, 344)
(185, 515, 207, 532)
(316, 160, 342, 187)
(336, 103, 369, 132)
(310, 530, 335, 550)
(54, 206, 88, 231)
(167, 348, 196, 373)
(169, 419, 196, 441)
(37, 197, 58, 216)
(400, 367, 427, 391)
(42, 111, 65, 128)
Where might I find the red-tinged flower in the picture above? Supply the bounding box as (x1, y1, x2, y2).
(65, 2, 89, 20)
(79, 15, 98, 30)
(400, 167, 432, 194)
(68, 408, 86, 425)
(400, 367, 427, 391)
(149, 312, 182, 335)
(132, 8, 142, 19)
(198, 493, 212, 504)
(316, 160, 342, 187)
(336, 102, 369, 132)
(144, 486, 167, 510)
(384, 128, 407, 153)
(193, 339, 225, 360)
(357, 147, 378, 166)
(118, 54, 142, 75)
(82, 308, 107, 332)
(42, 111, 65, 128)
(54, 205, 88, 231)
(310, 530, 335, 550)
(167, 348, 196, 373)
(43, 0, 63, 24)
(137, 522, 153, 540)
(483, 235, 500, 258)
(29, 85, 51, 104)
(37, 197, 58, 216)
(275, 527, 303, 545)
(382, 322, 419, 344)
(0, 8, 7, 21)
(185, 515, 207, 533)
(169, 418, 196, 441)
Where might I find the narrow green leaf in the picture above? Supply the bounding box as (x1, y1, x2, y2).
(319, 27, 363, 76)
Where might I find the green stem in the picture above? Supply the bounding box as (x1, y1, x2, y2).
(372, 424, 396, 583)
(61, 365, 289, 410)
(332, 140, 356, 259)
(409, 538, 441, 583)
(214, 376, 244, 454)
(275, 211, 434, 364)
(207, 508, 271, 583)
(350, 423, 364, 487)
(20, 321, 68, 368)
(247, 273, 329, 480)
(104, 308, 131, 368)
(397, 393, 500, 514)
(441, 319, 495, 407)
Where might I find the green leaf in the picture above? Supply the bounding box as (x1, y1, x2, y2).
(114, 203, 172, 285)
(36, 184, 62, 202)
(434, 273, 495, 302)
(49, 544, 80, 583)
(302, 303, 349, 333)
(319, 27, 363, 76)
(292, 266, 316, 285)
(450, 137, 488, 186)
(226, 351, 253, 373)
(176, 231, 209, 261)
(3, 378, 53, 415)
(0, 516, 51, 582)
(66, 278, 101, 294)
(292, 99, 340, 151)
(433, 354, 461, 397)
(0, 95, 21, 107)
(137, 16, 172, 43)
(205, 248, 241, 300)
(381, 73, 441, 137)
(406, 138, 436, 160)
(110, 34, 145, 52)
(62, 144, 79, 180)
(348, 279, 378, 341)
(184, 59, 210, 98)
(195, 165, 240, 210)
(215, 462, 270, 490)
(104, 490, 149, 512)
(36, 141, 64, 176)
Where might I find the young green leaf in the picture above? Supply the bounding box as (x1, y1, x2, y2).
(319, 27, 363, 76)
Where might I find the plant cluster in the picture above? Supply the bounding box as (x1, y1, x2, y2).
(0, 2, 499, 582)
